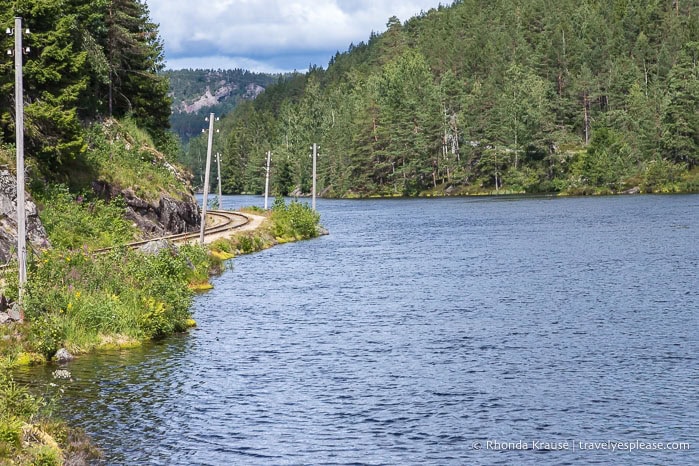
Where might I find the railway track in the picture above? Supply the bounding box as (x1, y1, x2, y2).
(95, 210, 251, 252)
(0, 210, 253, 270)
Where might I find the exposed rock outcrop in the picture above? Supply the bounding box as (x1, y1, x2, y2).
(182, 86, 235, 114)
(92, 181, 200, 238)
(139, 239, 174, 255)
(244, 83, 265, 99)
(0, 302, 23, 325)
(0, 168, 50, 264)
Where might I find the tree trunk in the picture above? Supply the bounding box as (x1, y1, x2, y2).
(583, 93, 590, 145)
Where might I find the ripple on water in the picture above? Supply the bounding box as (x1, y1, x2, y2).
(14, 195, 699, 465)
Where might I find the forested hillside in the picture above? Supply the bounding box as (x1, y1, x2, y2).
(193, 0, 699, 196)
(166, 69, 279, 144)
(0, 0, 173, 178)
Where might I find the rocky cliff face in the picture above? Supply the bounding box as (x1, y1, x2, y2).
(0, 169, 50, 264)
(91, 181, 200, 238)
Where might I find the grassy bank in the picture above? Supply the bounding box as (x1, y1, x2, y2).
(210, 199, 323, 256)
(0, 200, 322, 364)
(0, 370, 101, 465)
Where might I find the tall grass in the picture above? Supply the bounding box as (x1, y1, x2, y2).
(0, 245, 214, 360)
(84, 119, 189, 201)
(34, 184, 138, 250)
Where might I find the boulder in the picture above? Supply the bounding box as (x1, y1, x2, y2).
(7, 303, 22, 322)
(139, 239, 174, 255)
(54, 348, 74, 362)
(0, 312, 9, 324)
(0, 169, 51, 264)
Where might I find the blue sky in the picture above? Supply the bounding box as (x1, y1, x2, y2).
(145, 0, 450, 73)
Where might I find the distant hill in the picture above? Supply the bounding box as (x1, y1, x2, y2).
(165, 69, 280, 143)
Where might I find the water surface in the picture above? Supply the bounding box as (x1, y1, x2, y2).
(18, 195, 699, 465)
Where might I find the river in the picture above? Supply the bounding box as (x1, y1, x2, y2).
(17, 195, 699, 465)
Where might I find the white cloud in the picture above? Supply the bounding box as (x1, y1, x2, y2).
(145, 0, 448, 71)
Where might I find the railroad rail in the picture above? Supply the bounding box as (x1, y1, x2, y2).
(94, 210, 251, 252)
(0, 210, 252, 271)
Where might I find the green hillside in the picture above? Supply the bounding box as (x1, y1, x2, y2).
(194, 0, 699, 196)
(1, 0, 175, 177)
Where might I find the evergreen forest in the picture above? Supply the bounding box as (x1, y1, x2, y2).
(0, 0, 173, 179)
(186, 0, 699, 196)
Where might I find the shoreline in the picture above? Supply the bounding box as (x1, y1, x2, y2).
(0, 201, 324, 464)
(3, 207, 323, 370)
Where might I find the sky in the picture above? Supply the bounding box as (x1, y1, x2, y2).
(145, 0, 449, 73)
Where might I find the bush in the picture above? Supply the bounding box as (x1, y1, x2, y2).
(271, 197, 320, 240)
(641, 158, 685, 193)
(27, 315, 65, 360)
(27, 445, 61, 466)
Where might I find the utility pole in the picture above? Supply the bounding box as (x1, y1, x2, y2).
(311, 143, 318, 211)
(216, 152, 222, 210)
(264, 150, 271, 210)
(8, 18, 28, 303)
(199, 113, 216, 244)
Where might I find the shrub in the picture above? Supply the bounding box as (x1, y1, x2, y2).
(641, 158, 685, 193)
(27, 315, 65, 360)
(271, 197, 320, 239)
(27, 445, 61, 466)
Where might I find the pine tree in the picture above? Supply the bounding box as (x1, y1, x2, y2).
(103, 0, 171, 139)
(660, 44, 699, 168)
(0, 0, 88, 172)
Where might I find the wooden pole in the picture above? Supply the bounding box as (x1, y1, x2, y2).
(216, 152, 222, 209)
(264, 151, 271, 210)
(14, 17, 27, 303)
(199, 113, 215, 244)
(312, 143, 317, 211)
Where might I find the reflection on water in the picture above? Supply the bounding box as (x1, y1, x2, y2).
(16, 195, 699, 465)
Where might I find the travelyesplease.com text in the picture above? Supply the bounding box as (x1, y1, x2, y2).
(473, 439, 691, 452)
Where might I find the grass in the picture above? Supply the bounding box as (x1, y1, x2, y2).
(0, 369, 102, 465)
(12, 245, 215, 360)
(82, 118, 191, 202)
(33, 184, 139, 250)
